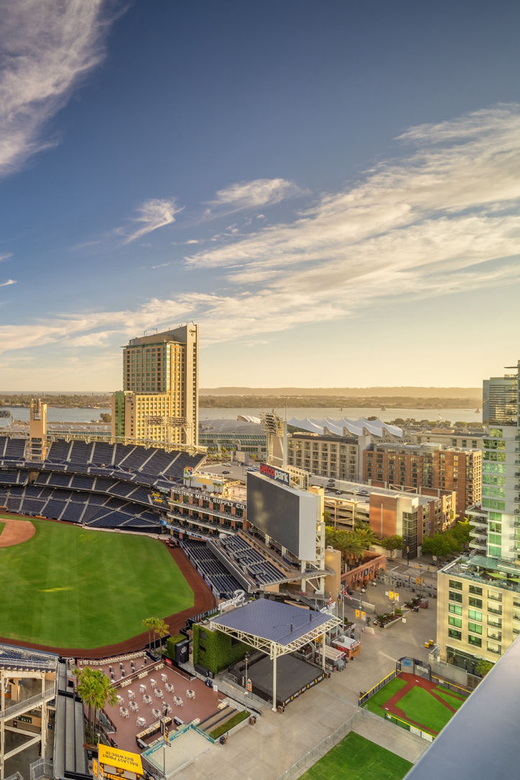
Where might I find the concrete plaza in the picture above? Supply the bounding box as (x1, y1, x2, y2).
(178, 588, 438, 780)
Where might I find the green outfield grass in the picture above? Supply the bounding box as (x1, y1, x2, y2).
(300, 732, 412, 780)
(363, 675, 469, 736)
(433, 687, 467, 711)
(396, 687, 454, 733)
(363, 677, 408, 718)
(0, 516, 194, 648)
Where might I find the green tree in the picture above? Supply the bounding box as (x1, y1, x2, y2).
(325, 527, 364, 567)
(379, 535, 404, 559)
(475, 659, 494, 678)
(422, 533, 452, 558)
(142, 616, 156, 649)
(75, 666, 118, 735)
(153, 617, 170, 650)
(99, 413, 111, 423)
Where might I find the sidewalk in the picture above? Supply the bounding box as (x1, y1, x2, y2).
(177, 603, 436, 780)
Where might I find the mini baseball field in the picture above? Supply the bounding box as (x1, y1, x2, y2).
(0, 516, 195, 650)
(363, 672, 468, 736)
(300, 732, 412, 780)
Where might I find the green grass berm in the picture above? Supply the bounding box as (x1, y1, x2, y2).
(300, 732, 412, 780)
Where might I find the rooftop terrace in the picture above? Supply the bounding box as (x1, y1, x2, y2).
(442, 555, 520, 594)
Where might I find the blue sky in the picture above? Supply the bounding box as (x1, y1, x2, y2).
(1, 0, 520, 390)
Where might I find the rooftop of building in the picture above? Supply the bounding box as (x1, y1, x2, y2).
(288, 416, 403, 439)
(126, 323, 196, 347)
(368, 442, 480, 454)
(312, 476, 438, 506)
(199, 418, 264, 433)
(440, 554, 520, 594)
(290, 431, 357, 444)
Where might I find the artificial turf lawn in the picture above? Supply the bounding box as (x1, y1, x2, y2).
(432, 687, 467, 710)
(363, 677, 408, 718)
(0, 517, 194, 648)
(300, 732, 412, 780)
(396, 687, 455, 733)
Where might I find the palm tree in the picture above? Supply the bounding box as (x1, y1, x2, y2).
(153, 617, 169, 651)
(74, 667, 97, 732)
(340, 534, 365, 568)
(354, 527, 379, 557)
(142, 616, 156, 649)
(75, 667, 118, 736)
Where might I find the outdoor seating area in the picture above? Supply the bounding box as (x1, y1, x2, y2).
(87, 657, 228, 753)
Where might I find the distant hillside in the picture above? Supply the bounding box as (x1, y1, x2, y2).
(200, 386, 481, 400)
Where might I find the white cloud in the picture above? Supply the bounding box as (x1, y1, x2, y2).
(207, 178, 302, 215)
(0, 253, 13, 263)
(3, 106, 520, 367)
(184, 239, 200, 245)
(121, 198, 183, 244)
(0, 0, 118, 178)
(0, 279, 16, 288)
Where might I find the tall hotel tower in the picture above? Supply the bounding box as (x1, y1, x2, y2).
(111, 324, 199, 447)
(436, 360, 520, 672)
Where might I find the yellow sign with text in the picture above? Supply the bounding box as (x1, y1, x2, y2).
(98, 745, 143, 775)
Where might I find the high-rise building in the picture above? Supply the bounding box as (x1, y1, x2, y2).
(111, 324, 199, 447)
(436, 361, 520, 673)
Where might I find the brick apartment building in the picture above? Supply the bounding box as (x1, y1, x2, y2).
(363, 443, 481, 518)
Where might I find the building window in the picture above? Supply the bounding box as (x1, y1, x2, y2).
(449, 591, 463, 603)
(448, 616, 462, 628)
(449, 603, 462, 615)
(448, 628, 462, 640)
(468, 622, 482, 635)
(468, 635, 482, 647)
(487, 641, 501, 654)
(468, 609, 482, 622)
(469, 585, 482, 596)
(468, 597, 482, 609)
(449, 580, 463, 590)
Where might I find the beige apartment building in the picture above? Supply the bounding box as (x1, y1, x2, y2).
(111, 324, 199, 447)
(436, 558, 518, 672)
(288, 433, 365, 481)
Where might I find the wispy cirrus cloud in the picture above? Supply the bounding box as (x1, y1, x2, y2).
(0, 280, 16, 288)
(3, 106, 520, 368)
(120, 198, 183, 244)
(206, 178, 303, 216)
(0, 253, 13, 263)
(177, 105, 520, 339)
(0, 0, 120, 179)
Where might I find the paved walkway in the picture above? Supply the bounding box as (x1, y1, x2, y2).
(178, 598, 436, 780)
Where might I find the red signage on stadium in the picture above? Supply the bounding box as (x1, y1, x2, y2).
(259, 463, 290, 486)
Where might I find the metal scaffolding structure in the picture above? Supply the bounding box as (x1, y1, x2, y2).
(209, 600, 340, 712)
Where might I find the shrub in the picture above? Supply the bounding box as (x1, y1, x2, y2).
(192, 623, 253, 674)
(209, 710, 250, 740)
(165, 634, 186, 660)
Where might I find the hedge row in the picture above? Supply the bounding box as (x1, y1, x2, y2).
(192, 623, 252, 674)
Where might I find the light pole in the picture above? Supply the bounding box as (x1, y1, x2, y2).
(162, 702, 169, 778)
(244, 652, 250, 695)
(380, 504, 384, 540)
